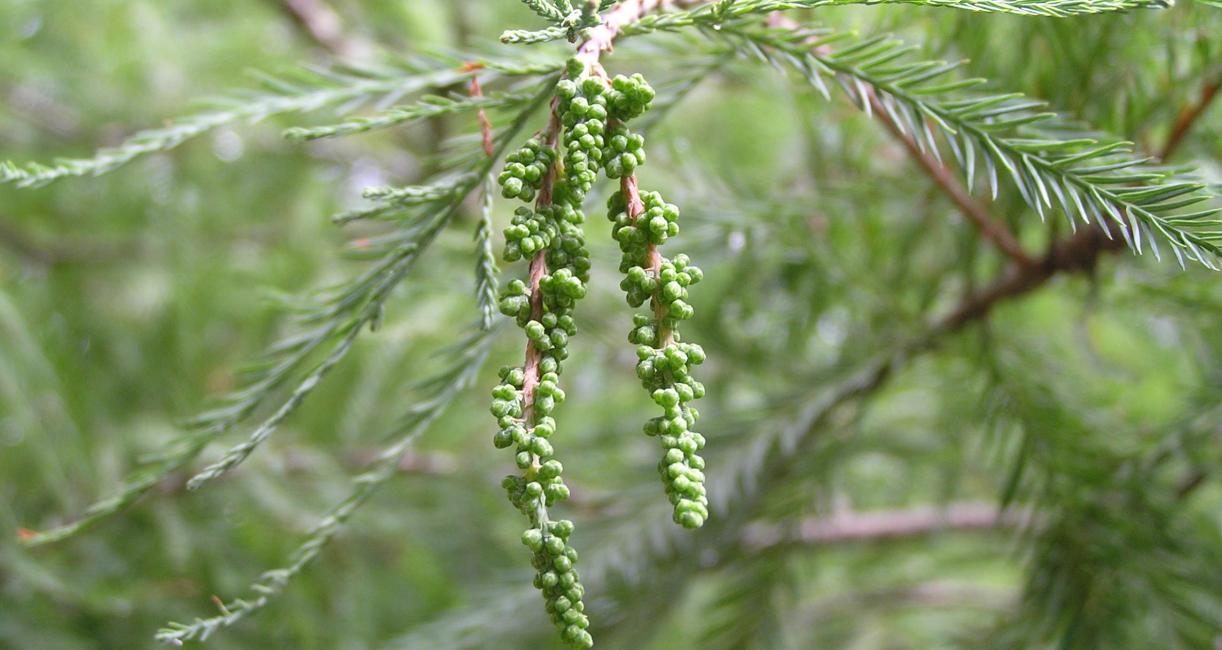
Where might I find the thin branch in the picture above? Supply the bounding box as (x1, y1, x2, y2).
(768, 10, 1034, 268)
(802, 582, 1015, 619)
(0, 218, 57, 266)
(0, 217, 136, 266)
(937, 227, 1124, 332)
(927, 65, 1216, 328)
(1160, 77, 1220, 161)
(743, 502, 1029, 549)
(273, 0, 369, 58)
(521, 103, 564, 399)
(465, 64, 496, 158)
(868, 91, 1035, 268)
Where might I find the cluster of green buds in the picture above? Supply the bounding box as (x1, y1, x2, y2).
(521, 520, 591, 647)
(489, 62, 706, 646)
(609, 191, 681, 274)
(555, 64, 609, 197)
(601, 78, 710, 530)
(606, 72, 656, 121)
(499, 138, 554, 202)
(502, 206, 558, 262)
(603, 124, 645, 179)
(543, 204, 592, 283)
(490, 62, 616, 650)
(635, 337, 708, 528)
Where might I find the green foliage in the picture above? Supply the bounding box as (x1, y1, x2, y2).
(713, 23, 1222, 266)
(1, 59, 471, 188)
(2, 1, 1220, 649)
(157, 327, 499, 644)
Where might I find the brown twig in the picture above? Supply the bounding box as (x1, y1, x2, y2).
(274, 0, 365, 58)
(936, 226, 1124, 333)
(802, 582, 1014, 618)
(463, 63, 496, 158)
(1160, 78, 1220, 161)
(868, 92, 1035, 269)
(518, 106, 564, 469)
(767, 10, 1034, 268)
(619, 171, 674, 345)
(743, 502, 1029, 549)
(0, 217, 136, 267)
(927, 64, 1220, 330)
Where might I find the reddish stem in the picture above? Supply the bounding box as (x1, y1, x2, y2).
(520, 107, 564, 429)
(1160, 79, 1219, 161)
(620, 173, 672, 345)
(465, 67, 495, 158)
(574, 0, 667, 73)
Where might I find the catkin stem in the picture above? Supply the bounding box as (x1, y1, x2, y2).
(620, 172, 673, 346)
(520, 101, 564, 476)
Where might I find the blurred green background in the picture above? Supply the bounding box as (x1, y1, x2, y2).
(1, 1, 1220, 648)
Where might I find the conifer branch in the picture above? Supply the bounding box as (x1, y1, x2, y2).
(613, 0, 1173, 41)
(769, 11, 1033, 266)
(470, 71, 502, 330)
(868, 90, 1035, 267)
(17, 82, 555, 546)
(0, 57, 553, 188)
(12, 2, 1218, 648)
(712, 24, 1222, 268)
(157, 326, 498, 644)
(187, 85, 555, 490)
(511, 0, 1172, 46)
(282, 90, 537, 141)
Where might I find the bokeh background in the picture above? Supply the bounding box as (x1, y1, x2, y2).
(1, 1, 1220, 648)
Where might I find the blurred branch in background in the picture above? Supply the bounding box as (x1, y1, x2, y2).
(271, 0, 371, 58)
(0, 217, 136, 267)
(743, 502, 1029, 549)
(804, 582, 1015, 616)
(4, 84, 82, 142)
(1160, 76, 1219, 161)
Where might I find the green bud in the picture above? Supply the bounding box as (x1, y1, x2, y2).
(652, 388, 680, 408)
(539, 459, 564, 479)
